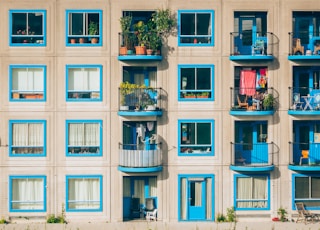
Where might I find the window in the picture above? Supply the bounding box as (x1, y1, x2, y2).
(234, 174, 269, 210)
(293, 174, 320, 209)
(9, 120, 46, 157)
(178, 10, 214, 46)
(9, 10, 46, 46)
(178, 65, 214, 101)
(9, 176, 46, 212)
(66, 175, 102, 212)
(178, 174, 214, 221)
(66, 65, 102, 101)
(9, 65, 46, 101)
(66, 120, 102, 156)
(66, 10, 102, 46)
(178, 120, 214, 156)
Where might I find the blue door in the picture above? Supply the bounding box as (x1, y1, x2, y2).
(237, 17, 255, 55)
(294, 17, 313, 51)
(188, 179, 206, 220)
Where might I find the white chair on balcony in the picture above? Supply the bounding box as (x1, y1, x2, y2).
(292, 93, 303, 110)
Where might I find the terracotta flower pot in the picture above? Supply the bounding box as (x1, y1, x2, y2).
(119, 47, 128, 55)
(135, 46, 146, 55)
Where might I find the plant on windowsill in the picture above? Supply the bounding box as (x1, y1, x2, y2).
(88, 21, 99, 44)
(119, 15, 132, 55)
(184, 93, 196, 98)
(197, 92, 209, 98)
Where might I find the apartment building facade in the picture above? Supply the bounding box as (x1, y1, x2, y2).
(0, 0, 319, 224)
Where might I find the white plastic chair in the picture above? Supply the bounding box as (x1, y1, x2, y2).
(146, 209, 157, 221)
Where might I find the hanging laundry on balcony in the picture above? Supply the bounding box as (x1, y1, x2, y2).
(239, 70, 256, 96)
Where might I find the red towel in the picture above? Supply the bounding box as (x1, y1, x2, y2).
(240, 70, 256, 96)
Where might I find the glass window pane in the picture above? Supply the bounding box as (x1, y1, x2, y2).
(29, 13, 43, 35)
(197, 14, 210, 35)
(295, 177, 309, 198)
(70, 13, 84, 35)
(197, 123, 211, 145)
(311, 177, 320, 198)
(181, 14, 195, 35)
(196, 68, 210, 90)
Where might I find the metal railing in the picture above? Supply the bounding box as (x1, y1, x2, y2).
(118, 87, 163, 112)
(289, 142, 320, 166)
(118, 143, 162, 168)
(288, 32, 320, 56)
(230, 142, 275, 166)
(288, 87, 320, 111)
(230, 87, 275, 111)
(230, 32, 275, 56)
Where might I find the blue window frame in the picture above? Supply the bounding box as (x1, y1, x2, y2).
(178, 65, 214, 101)
(178, 10, 214, 46)
(178, 119, 214, 156)
(9, 10, 46, 46)
(66, 120, 102, 156)
(178, 174, 215, 221)
(66, 10, 102, 46)
(292, 174, 320, 210)
(9, 120, 46, 157)
(66, 175, 103, 212)
(66, 65, 102, 101)
(234, 174, 270, 210)
(9, 65, 46, 102)
(9, 175, 46, 212)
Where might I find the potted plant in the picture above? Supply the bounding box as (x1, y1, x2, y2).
(88, 21, 99, 43)
(184, 93, 196, 98)
(263, 94, 274, 110)
(197, 92, 209, 98)
(119, 82, 138, 110)
(119, 15, 132, 55)
(133, 21, 147, 55)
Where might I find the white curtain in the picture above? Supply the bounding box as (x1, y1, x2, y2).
(237, 177, 267, 208)
(68, 68, 99, 91)
(69, 123, 99, 146)
(12, 68, 44, 92)
(123, 177, 131, 197)
(12, 123, 43, 147)
(133, 73, 145, 86)
(133, 180, 145, 205)
(149, 71, 157, 87)
(180, 178, 187, 220)
(68, 178, 100, 209)
(12, 178, 44, 210)
(194, 182, 202, 206)
(206, 177, 212, 219)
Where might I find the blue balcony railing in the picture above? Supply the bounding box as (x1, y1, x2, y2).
(230, 142, 275, 167)
(289, 142, 320, 166)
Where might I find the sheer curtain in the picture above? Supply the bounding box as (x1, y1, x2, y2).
(69, 123, 99, 146)
(149, 177, 157, 197)
(12, 178, 44, 210)
(133, 180, 145, 205)
(206, 177, 212, 219)
(237, 177, 267, 208)
(123, 177, 131, 197)
(12, 68, 44, 92)
(180, 178, 187, 220)
(68, 68, 99, 91)
(12, 123, 43, 148)
(69, 178, 100, 209)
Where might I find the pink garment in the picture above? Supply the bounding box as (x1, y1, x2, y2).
(239, 70, 256, 96)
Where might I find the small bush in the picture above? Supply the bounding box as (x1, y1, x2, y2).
(226, 206, 236, 222)
(47, 203, 67, 224)
(216, 213, 226, 222)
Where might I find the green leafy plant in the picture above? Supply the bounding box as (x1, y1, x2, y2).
(263, 94, 274, 109)
(216, 213, 226, 222)
(277, 207, 288, 222)
(226, 206, 236, 222)
(0, 217, 9, 224)
(88, 21, 99, 35)
(47, 203, 67, 224)
(120, 15, 133, 48)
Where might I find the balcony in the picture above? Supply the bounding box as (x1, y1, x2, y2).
(230, 142, 275, 172)
(118, 87, 163, 117)
(288, 87, 320, 115)
(117, 32, 162, 61)
(230, 87, 276, 116)
(229, 32, 275, 61)
(288, 142, 320, 172)
(288, 32, 320, 61)
(118, 143, 163, 173)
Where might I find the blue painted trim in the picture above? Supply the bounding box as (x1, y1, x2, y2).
(230, 165, 275, 172)
(178, 10, 214, 47)
(178, 64, 215, 102)
(291, 173, 320, 210)
(65, 120, 103, 157)
(9, 10, 47, 47)
(288, 55, 320, 61)
(229, 55, 274, 61)
(9, 65, 47, 102)
(288, 165, 320, 172)
(118, 166, 163, 173)
(117, 111, 162, 117)
(288, 110, 320, 115)
(178, 174, 215, 221)
(66, 175, 103, 212)
(178, 119, 214, 156)
(65, 65, 103, 102)
(9, 175, 47, 212)
(66, 10, 103, 47)
(230, 110, 275, 116)
(9, 120, 47, 157)
(234, 174, 270, 211)
(118, 55, 162, 61)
